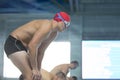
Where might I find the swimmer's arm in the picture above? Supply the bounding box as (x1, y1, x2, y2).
(61, 64, 70, 75)
(57, 64, 70, 75)
(28, 27, 50, 70)
(51, 64, 70, 75)
(37, 31, 57, 69)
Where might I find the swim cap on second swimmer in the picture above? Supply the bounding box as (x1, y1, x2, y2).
(53, 12, 71, 28)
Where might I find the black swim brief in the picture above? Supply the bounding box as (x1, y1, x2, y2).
(4, 35, 27, 57)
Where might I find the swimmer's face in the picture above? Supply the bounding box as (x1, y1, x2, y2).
(58, 21, 66, 32)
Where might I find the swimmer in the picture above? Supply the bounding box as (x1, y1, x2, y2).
(4, 11, 71, 80)
(19, 61, 78, 80)
(19, 69, 66, 80)
(50, 61, 78, 80)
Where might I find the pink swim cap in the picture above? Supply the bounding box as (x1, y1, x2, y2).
(53, 12, 71, 28)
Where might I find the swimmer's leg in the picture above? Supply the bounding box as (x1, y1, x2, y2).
(8, 51, 32, 80)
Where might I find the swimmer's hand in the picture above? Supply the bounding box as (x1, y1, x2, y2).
(32, 69, 41, 80)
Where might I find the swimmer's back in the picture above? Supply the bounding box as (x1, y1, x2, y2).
(10, 19, 51, 46)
